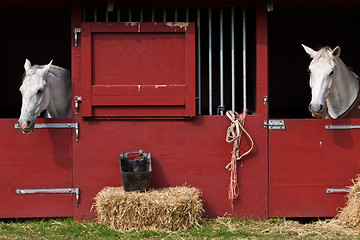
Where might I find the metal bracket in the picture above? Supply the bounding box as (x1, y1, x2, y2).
(263, 96, 268, 106)
(74, 27, 81, 47)
(74, 96, 83, 115)
(325, 125, 360, 130)
(16, 188, 81, 207)
(326, 188, 350, 194)
(264, 120, 285, 130)
(14, 123, 80, 142)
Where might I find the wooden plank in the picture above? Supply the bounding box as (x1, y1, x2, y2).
(92, 95, 185, 106)
(92, 85, 186, 96)
(91, 32, 185, 86)
(92, 106, 186, 117)
(184, 22, 196, 117)
(80, 22, 93, 117)
(88, 22, 187, 33)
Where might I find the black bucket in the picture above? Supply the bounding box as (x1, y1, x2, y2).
(119, 151, 152, 192)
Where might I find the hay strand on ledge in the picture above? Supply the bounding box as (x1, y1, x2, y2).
(93, 186, 204, 231)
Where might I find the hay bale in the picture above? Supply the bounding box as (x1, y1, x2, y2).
(93, 186, 204, 231)
(335, 175, 360, 229)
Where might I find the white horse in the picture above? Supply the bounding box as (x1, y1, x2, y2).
(17, 59, 71, 134)
(302, 44, 360, 119)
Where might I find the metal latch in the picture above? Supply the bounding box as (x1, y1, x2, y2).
(326, 188, 350, 194)
(74, 27, 81, 47)
(16, 188, 81, 207)
(14, 123, 80, 142)
(264, 120, 285, 130)
(74, 96, 83, 115)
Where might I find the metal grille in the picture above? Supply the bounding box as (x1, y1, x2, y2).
(82, 7, 256, 115)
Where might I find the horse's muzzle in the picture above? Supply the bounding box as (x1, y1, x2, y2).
(309, 103, 324, 117)
(18, 121, 34, 134)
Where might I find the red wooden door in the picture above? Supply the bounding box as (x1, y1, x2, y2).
(0, 118, 74, 218)
(269, 118, 360, 217)
(80, 22, 195, 118)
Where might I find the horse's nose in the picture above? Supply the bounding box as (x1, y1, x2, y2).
(19, 120, 32, 130)
(309, 103, 324, 113)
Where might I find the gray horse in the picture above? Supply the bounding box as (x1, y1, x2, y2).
(17, 59, 71, 134)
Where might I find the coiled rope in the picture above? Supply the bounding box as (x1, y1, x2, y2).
(225, 109, 254, 210)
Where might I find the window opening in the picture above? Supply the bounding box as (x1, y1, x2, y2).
(83, 6, 256, 116)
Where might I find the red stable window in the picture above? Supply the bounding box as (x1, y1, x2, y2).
(80, 22, 195, 118)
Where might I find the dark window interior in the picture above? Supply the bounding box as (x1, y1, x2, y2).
(0, 7, 70, 118)
(269, 7, 360, 118)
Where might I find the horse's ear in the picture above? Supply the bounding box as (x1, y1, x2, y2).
(24, 59, 31, 72)
(302, 44, 317, 58)
(41, 60, 53, 76)
(332, 46, 341, 59)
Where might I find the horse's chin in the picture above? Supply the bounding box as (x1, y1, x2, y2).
(311, 112, 323, 118)
(21, 128, 33, 134)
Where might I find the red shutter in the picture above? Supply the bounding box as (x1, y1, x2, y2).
(80, 22, 195, 118)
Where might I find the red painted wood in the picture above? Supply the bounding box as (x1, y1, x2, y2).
(92, 96, 185, 106)
(72, 1, 268, 221)
(81, 22, 93, 117)
(0, 118, 73, 218)
(88, 22, 188, 33)
(72, 116, 268, 220)
(92, 85, 186, 96)
(80, 22, 195, 118)
(92, 106, 187, 117)
(91, 33, 185, 86)
(269, 118, 360, 217)
(184, 22, 196, 117)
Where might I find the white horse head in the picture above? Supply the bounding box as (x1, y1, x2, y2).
(18, 59, 71, 134)
(18, 59, 52, 133)
(302, 44, 359, 119)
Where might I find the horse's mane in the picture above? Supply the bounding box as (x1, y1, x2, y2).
(20, 64, 68, 84)
(21, 65, 42, 83)
(313, 46, 332, 61)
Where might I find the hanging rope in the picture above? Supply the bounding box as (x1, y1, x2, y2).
(225, 109, 254, 210)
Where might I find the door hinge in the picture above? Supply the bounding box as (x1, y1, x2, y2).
(264, 120, 285, 130)
(74, 27, 81, 47)
(16, 188, 81, 207)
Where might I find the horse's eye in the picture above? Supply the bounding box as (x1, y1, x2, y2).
(37, 89, 43, 95)
(307, 69, 311, 74)
(329, 70, 334, 76)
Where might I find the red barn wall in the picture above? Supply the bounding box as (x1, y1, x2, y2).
(70, 0, 269, 220)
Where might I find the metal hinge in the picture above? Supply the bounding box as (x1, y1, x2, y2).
(14, 123, 80, 142)
(16, 188, 81, 207)
(264, 120, 285, 130)
(74, 27, 81, 47)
